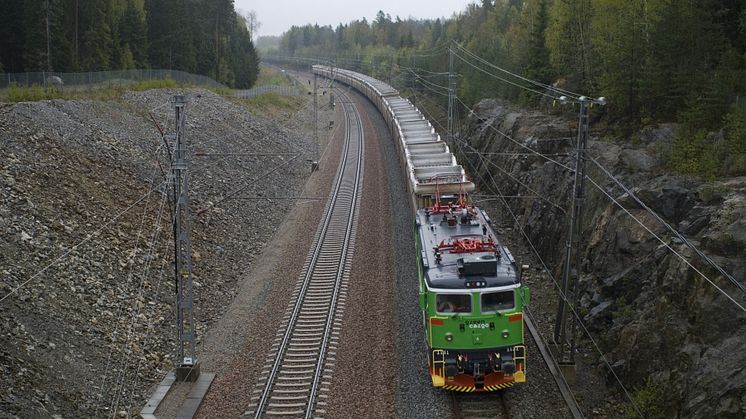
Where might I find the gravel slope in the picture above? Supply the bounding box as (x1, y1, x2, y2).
(0, 88, 315, 417)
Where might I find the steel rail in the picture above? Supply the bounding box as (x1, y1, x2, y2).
(248, 87, 363, 418)
(305, 89, 364, 418)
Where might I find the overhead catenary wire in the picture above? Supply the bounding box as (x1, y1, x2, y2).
(450, 48, 560, 100)
(451, 93, 746, 312)
(587, 155, 746, 296)
(124, 229, 174, 412)
(453, 43, 585, 100)
(411, 94, 568, 214)
(454, 96, 572, 170)
(406, 69, 450, 92)
(93, 162, 167, 417)
(583, 167, 746, 313)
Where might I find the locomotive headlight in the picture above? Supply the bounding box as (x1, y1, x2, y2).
(501, 330, 510, 339)
(445, 333, 454, 342)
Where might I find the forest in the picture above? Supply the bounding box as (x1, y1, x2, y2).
(0, 0, 260, 89)
(271, 0, 746, 177)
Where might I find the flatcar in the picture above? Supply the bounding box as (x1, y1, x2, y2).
(312, 64, 529, 392)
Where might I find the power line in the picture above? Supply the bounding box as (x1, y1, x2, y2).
(453, 43, 585, 100)
(451, 91, 745, 313)
(450, 47, 559, 100)
(110, 189, 170, 415)
(410, 90, 568, 214)
(588, 155, 746, 296)
(583, 165, 746, 313)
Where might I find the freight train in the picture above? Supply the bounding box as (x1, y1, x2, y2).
(312, 64, 529, 392)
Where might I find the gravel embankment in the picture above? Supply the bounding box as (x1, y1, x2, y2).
(0, 88, 315, 417)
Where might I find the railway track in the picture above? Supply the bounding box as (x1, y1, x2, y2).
(245, 90, 364, 418)
(451, 392, 510, 419)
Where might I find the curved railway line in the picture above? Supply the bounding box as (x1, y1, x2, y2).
(245, 89, 364, 418)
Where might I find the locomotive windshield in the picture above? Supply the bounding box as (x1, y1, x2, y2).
(436, 294, 472, 314)
(481, 290, 515, 313)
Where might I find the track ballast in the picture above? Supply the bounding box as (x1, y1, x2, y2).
(246, 90, 364, 418)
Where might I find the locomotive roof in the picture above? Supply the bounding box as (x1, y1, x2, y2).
(416, 206, 520, 290)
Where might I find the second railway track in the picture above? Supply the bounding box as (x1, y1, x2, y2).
(246, 90, 364, 418)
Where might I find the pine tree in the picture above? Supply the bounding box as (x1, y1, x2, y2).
(22, 1, 49, 71)
(119, 0, 148, 67)
(82, 6, 113, 70)
(525, 0, 552, 85)
(0, 0, 25, 73)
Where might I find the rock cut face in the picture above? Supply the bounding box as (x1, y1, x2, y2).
(464, 98, 746, 417)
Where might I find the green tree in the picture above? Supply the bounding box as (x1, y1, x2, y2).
(119, 0, 148, 67)
(82, 6, 113, 70)
(525, 0, 552, 85)
(0, 0, 24, 73)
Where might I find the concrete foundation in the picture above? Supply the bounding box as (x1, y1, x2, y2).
(176, 362, 201, 382)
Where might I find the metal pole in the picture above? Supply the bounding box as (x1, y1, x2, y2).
(388, 52, 393, 84)
(448, 43, 455, 146)
(568, 100, 589, 363)
(553, 99, 589, 360)
(313, 71, 319, 167)
(170, 95, 199, 379)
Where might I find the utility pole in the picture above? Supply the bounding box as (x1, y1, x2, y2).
(330, 59, 336, 109)
(313, 71, 319, 171)
(410, 54, 416, 106)
(553, 95, 605, 377)
(388, 52, 393, 84)
(170, 95, 200, 381)
(447, 43, 456, 146)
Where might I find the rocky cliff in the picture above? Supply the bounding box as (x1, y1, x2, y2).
(462, 98, 746, 417)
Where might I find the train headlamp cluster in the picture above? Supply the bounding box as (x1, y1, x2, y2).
(464, 280, 487, 288)
(445, 332, 454, 342)
(501, 330, 510, 339)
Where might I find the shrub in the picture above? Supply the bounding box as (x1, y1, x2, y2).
(6, 83, 63, 102)
(626, 378, 665, 419)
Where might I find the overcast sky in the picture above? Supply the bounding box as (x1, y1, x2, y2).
(235, 0, 475, 38)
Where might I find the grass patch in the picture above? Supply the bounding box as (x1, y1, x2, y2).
(130, 77, 182, 91)
(240, 92, 307, 115)
(626, 378, 665, 418)
(1, 77, 202, 103)
(6, 83, 64, 102)
(255, 66, 295, 87)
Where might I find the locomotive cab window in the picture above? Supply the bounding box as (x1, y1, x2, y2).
(436, 294, 472, 314)
(481, 290, 515, 313)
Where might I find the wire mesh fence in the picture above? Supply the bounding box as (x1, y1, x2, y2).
(0, 69, 226, 89)
(234, 85, 301, 99)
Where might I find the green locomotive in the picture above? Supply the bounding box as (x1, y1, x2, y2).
(416, 195, 529, 392)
